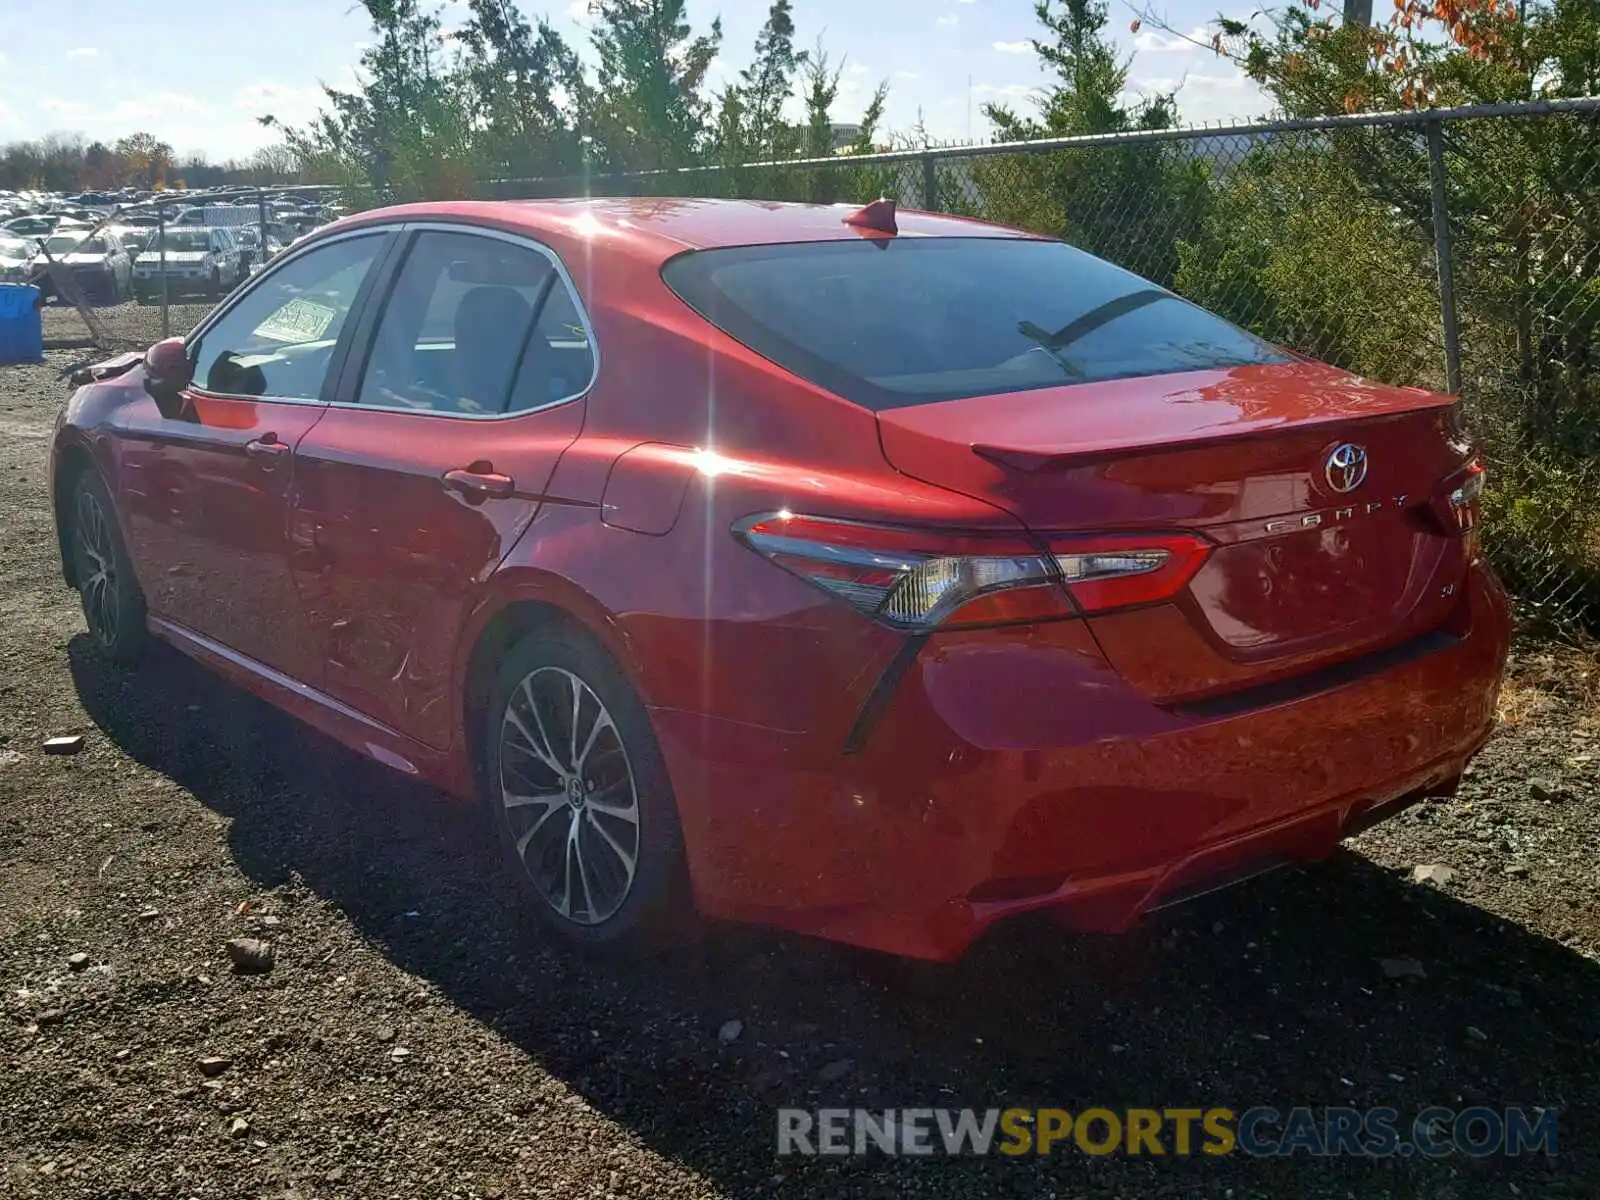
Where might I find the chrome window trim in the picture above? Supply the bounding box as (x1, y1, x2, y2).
(326, 219, 601, 422)
(184, 224, 399, 406)
(182, 218, 602, 420)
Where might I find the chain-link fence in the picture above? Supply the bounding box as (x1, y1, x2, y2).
(26, 185, 345, 353)
(486, 97, 1600, 630)
(29, 100, 1598, 628)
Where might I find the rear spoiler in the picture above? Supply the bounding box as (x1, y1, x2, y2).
(971, 389, 1454, 474)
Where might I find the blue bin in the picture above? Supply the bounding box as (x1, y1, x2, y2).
(0, 284, 44, 364)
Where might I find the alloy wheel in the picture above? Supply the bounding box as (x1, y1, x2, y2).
(498, 666, 641, 926)
(74, 485, 121, 648)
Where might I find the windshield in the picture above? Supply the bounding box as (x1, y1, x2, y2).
(152, 230, 211, 253)
(44, 234, 89, 254)
(661, 238, 1289, 411)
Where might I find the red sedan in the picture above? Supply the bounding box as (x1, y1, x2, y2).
(49, 198, 1510, 961)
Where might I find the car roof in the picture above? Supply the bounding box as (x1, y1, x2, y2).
(340, 197, 1035, 267)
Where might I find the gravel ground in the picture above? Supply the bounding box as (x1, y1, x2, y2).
(3, 306, 1599, 1198)
(39, 301, 214, 354)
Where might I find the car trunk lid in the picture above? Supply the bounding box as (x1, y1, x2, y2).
(876, 361, 1479, 703)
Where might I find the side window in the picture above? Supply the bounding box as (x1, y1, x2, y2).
(189, 234, 385, 400)
(356, 230, 593, 416)
(510, 278, 596, 414)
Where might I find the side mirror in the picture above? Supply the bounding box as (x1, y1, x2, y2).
(143, 337, 194, 418)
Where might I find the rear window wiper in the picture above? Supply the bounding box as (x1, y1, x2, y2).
(1021, 289, 1172, 348)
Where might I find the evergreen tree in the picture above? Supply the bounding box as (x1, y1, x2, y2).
(800, 40, 844, 159)
(986, 0, 1177, 140)
(586, 0, 723, 170)
(973, 0, 1202, 288)
(736, 0, 808, 160)
(457, 0, 588, 179)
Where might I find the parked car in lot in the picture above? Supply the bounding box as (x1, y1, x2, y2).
(4, 213, 65, 238)
(231, 224, 285, 271)
(131, 226, 242, 302)
(37, 230, 134, 304)
(49, 198, 1510, 962)
(108, 224, 156, 255)
(0, 233, 33, 284)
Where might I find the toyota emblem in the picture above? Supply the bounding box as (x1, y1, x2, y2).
(1324, 443, 1368, 493)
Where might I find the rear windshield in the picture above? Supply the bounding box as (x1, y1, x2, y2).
(661, 237, 1288, 410)
(158, 230, 211, 252)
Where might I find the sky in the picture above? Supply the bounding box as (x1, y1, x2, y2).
(0, 0, 1272, 162)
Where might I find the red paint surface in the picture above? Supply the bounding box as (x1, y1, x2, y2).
(52, 199, 1511, 960)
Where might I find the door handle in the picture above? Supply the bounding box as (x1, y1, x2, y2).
(245, 433, 288, 463)
(443, 464, 515, 500)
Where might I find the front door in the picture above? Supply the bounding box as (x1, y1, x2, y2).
(116, 230, 392, 683)
(290, 226, 595, 748)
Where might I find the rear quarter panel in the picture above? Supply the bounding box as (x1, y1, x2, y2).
(477, 247, 1028, 736)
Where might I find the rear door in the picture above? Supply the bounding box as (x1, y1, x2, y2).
(288, 225, 594, 749)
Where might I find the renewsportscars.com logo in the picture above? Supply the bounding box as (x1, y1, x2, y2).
(777, 1106, 1558, 1159)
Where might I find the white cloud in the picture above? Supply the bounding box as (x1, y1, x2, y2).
(1131, 27, 1211, 53)
(1133, 70, 1251, 94)
(1125, 67, 1267, 123)
(66, 47, 100, 59)
(973, 83, 1032, 99)
(103, 93, 206, 125)
(936, 14, 959, 26)
(847, 62, 871, 76)
(39, 98, 90, 116)
(992, 40, 1032, 54)
(234, 82, 328, 129)
(565, 0, 594, 24)
(895, 70, 921, 79)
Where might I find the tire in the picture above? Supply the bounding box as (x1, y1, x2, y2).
(483, 626, 687, 950)
(208, 269, 222, 299)
(68, 469, 148, 664)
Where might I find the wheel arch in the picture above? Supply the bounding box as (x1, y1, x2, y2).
(457, 573, 651, 800)
(53, 440, 98, 589)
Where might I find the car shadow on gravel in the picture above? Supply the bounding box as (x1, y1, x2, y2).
(71, 636, 1600, 1195)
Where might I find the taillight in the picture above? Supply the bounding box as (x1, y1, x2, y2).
(1445, 457, 1486, 532)
(1425, 455, 1486, 559)
(733, 512, 1212, 629)
(1051, 532, 1216, 613)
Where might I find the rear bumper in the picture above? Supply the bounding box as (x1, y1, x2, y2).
(133, 274, 210, 298)
(655, 561, 1512, 960)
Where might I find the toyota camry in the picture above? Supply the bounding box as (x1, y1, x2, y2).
(49, 197, 1510, 961)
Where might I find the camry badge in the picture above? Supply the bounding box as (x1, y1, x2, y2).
(1324, 443, 1368, 493)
